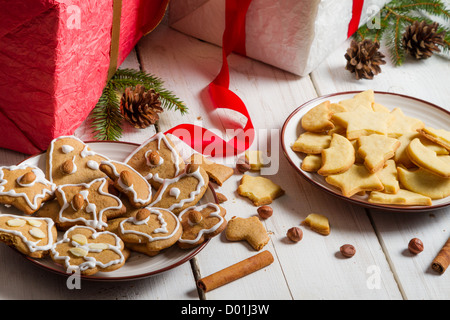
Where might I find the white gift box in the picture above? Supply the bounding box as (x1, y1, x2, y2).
(169, 0, 389, 76)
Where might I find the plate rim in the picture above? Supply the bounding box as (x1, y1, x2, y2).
(15, 139, 212, 281)
(281, 90, 450, 213)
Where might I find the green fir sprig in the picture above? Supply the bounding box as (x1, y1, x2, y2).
(354, 0, 450, 66)
(90, 68, 187, 141)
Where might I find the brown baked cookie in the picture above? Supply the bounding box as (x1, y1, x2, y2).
(124, 132, 186, 189)
(46, 135, 108, 186)
(189, 153, 234, 186)
(50, 225, 128, 275)
(54, 178, 126, 231)
(150, 164, 209, 215)
(117, 207, 182, 255)
(0, 214, 57, 258)
(99, 159, 153, 208)
(0, 165, 55, 215)
(177, 203, 227, 249)
(225, 216, 270, 251)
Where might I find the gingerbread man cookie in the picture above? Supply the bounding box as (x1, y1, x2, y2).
(0, 165, 55, 215)
(50, 225, 128, 275)
(117, 207, 182, 255)
(124, 132, 186, 189)
(0, 214, 57, 258)
(54, 178, 126, 230)
(46, 136, 109, 186)
(177, 203, 227, 249)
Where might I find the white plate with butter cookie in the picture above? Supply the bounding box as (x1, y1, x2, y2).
(281, 91, 450, 212)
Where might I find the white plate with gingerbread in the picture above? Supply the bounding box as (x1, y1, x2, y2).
(281, 90, 450, 212)
(1, 138, 225, 281)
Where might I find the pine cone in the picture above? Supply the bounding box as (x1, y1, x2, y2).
(402, 20, 445, 60)
(345, 39, 386, 80)
(120, 85, 163, 129)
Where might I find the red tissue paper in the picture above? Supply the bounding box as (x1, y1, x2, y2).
(0, 0, 168, 155)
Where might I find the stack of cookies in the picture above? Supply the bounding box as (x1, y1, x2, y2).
(0, 133, 234, 275)
(292, 90, 450, 206)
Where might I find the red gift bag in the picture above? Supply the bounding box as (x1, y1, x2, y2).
(0, 0, 169, 155)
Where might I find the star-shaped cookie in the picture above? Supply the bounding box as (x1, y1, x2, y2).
(332, 109, 392, 140)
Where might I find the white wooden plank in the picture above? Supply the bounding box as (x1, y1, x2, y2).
(311, 38, 450, 299)
(137, 24, 402, 299)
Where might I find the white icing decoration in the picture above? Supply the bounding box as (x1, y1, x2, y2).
(119, 207, 180, 242)
(86, 160, 99, 170)
(0, 214, 55, 253)
(178, 203, 224, 244)
(169, 187, 181, 199)
(100, 160, 152, 205)
(149, 166, 205, 211)
(68, 156, 77, 174)
(51, 225, 124, 274)
(124, 132, 182, 181)
(56, 178, 122, 230)
(0, 165, 55, 210)
(80, 145, 96, 158)
(61, 145, 74, 154)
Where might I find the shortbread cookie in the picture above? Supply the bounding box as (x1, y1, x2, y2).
(387, 108, 424, 138)
(54, 178, 125, 230)
(0, 165, 55, 215)
(190, 153, 233, 186)
(0, 214, 57, 258)
(301, 154, 322, 172)
(99, 160, 153, 208)
(150, 164, 209, 214)
(407, 138, 450, 178)
(318, 133, 355, 176)
(51, 225, 128, 275)
(418, 127, 450, 151)
(325, 164, 384, 197)
(225, 216, 269, 251)
(338, 90, 374, 112)
(368, 189, 432, 206)
(178, 203, 227, 249)
(46, 136, 108, 185)
(244, 150, 268, 171)
(291, 132, 332, 154)
(397, 167, 450, 200)
(332, 109, 392, 140)
(237, 174, 284, 206)
(301, 213, 330, 236)
(124, 132, 186, 189)
(301, 100, 334, 132)
(357, 134, 400, 173)
(117, 207, 181, 254)
(376, 160, 400, 194)
(371, 102, 390, 113)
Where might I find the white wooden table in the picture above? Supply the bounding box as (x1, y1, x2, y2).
(1, 21, 450, 301)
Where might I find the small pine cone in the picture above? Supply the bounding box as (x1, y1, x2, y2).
(345, 39, 386, 80)
(120, 85, 163, 129)
(402, 20, 445, 60)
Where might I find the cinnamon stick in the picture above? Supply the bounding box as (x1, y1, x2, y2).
(197, 250, 274, 292)
(432, 237, 450, 274)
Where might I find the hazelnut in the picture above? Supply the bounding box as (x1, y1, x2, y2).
(286, 227, 303, 242)
(72, 193, 84, 211)
(136, 208, 150, 221)
(188, 210, 203, 224)
(340, 244, 356, 258)
(148, 151, 161, 165)
(216, 192, 227, 203)
(408, 238, 424, 255)
(61, 159, 74, 174)
(119, 170, 133, 187)
(257, 205, 273, 219)
(20, 171, 36, 184)
(236, 157, 251, 173)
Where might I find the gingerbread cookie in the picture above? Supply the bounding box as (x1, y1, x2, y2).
(117, 207, 182, 255)
(178, 203, 227, 249)
(46, 135, 108, 185)
(99, 160, 153, 208)
(0, 214, 57, 258)
(190, 153, 233, 186)
(54, 178, 125, 230)
(124, 132, 186, 189)
(150, 164, 209, 214)
(225, 216, 269, 251)
(51, 225, 128, 275)
(0, 165, 55, 215)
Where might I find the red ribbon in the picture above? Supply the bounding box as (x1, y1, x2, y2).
(166, 0, 365, 157)
(165, 0, 254, 157)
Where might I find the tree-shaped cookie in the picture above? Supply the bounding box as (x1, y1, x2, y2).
(357, 134, 400, 173)
(0, 165, 55, 215)
(55, 178, 125, 230)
